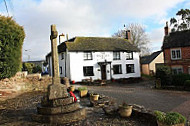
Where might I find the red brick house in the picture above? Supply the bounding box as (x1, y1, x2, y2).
(162, 23, 190, 74)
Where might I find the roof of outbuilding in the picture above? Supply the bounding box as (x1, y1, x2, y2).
(46, 37, 140, 58)
(140, 51, 162, 64)
(162, 30, 190, 49)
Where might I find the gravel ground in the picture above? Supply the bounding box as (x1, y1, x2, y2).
(0, 91, 148, 126)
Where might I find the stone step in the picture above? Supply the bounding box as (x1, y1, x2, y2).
(37, 102, 80, 115)
(32, 108, 86, 125)
(41, 96, 74, 107)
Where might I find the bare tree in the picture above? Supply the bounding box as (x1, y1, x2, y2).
(112, 23, 150, 56)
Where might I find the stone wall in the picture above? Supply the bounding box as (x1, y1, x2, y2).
(0, 72, 52, 96)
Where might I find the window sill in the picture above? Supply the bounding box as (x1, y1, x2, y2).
(126, 72, 135, 74)
(113, 73, 122, 75)
(126, 59, 133, 60)
(171, 58, 182, 60)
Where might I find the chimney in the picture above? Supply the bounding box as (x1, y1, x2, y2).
(124, 24, 131, 41)
(126, 30, 131, 41)
(164, 21, 169, 36)
(66, 34, 68, 42)
(59, 33, 65, 44)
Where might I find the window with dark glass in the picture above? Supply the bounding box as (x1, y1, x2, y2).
(113, 52, 120, 60)
(171, 49, 181, 60)
(126, 64, 135, 73)
(126, 52, 133, 60)
(113, 64, 122, 74)
(171, 67, 183, 75)
(60, 66, 62, 74)
(83, 66, 94, 76)
(84, 52, 92, 60)
(61, 53, 64, 60)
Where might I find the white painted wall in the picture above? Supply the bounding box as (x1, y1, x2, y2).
(47, 51, 141, 82)
(69, 51, 141, 82)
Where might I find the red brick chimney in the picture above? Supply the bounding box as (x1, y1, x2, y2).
(164, 21, 169, 36)
(127, 30, 131, 41)
(123, 24, 131, 41)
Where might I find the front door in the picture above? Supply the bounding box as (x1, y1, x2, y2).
(101, 65, 106, 80)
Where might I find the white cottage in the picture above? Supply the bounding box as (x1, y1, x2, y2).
(46, 36, 141, 82)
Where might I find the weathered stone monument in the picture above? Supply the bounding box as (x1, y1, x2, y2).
(33, 25, 86, 125)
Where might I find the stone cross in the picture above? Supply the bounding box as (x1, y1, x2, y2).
(50, 24, 60, 84)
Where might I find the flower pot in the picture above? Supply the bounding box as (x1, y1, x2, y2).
(70, 86, 75, 92)
(79, 90, 88, 97)
(157, 121, 185, 126)
(90, 94, 99, 101)
(119, 105, 133, 117)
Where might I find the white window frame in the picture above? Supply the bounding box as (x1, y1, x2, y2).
(84, 52, 93, 60)
(171, 67, 183, 75)
(126, 64, 135, 74)
(113, 64, 122, 74)
(171, 48, 182, 60)
(126, 52, 133, 60)
(113, 52, 120, 60)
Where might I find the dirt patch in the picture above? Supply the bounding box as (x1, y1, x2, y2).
(0, 91, 150, 126)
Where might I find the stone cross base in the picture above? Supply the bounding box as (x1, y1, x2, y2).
(33, 84, 86, 124)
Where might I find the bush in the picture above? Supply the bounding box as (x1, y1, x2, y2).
(32, 65, 42, 73)
(156, 65, 172, 86)
(184, 80, 190, 88)
(154, 111, 186, 125)
(22, 63, 34, 74)
(0, 15, 25, 79)
(172, 74, 190, 86)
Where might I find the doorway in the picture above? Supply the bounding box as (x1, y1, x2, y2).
(101, 65, 106, 80)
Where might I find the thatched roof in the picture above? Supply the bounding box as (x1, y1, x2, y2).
(163, 30, 190, 49)
(46, 37, 140, 58)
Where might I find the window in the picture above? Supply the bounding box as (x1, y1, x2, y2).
(83, 66, 94, 76)
(171, 67, 183, 75)
(126, 52, 133, 60)
(126, 64, 135, 73)
(113, 52, 120, 60)
(61, 53, 64, 60)
(113, 65, 122, 74)
(171, 49, 181, 60)
(84, 52, 92, 60)
(60, 66, 62, 74)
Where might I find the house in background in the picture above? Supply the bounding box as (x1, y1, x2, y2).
(162, 22, 190, 74)
(140, 51, 164, 75)
(46, 32, 141, 82)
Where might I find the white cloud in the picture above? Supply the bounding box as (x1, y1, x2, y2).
(0, 0, 187, 61)
(148, 28, 164, 52)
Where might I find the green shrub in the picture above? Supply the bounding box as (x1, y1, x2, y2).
(156, 65, 172, 86)
(184, 80, 190, 88)
(154, 111, 186, 125)
(0, 15, 25, 79)
(32, 65, 42, 73)
(172, 74, 190, 86)
(78, 87, 87, 91)
(22, 63, 34, 74)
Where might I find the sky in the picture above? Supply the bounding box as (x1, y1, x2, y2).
(0, 0, 190, 61)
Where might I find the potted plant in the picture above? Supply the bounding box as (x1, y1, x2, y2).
(78, 87, 88, 97)
(118, 102, 133, 117)
(70, 85, 75, 92)
(90, 93, 99, 101)
(154, 111, 186, 126)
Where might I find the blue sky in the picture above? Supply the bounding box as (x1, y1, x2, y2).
(0, 0, 190, 61)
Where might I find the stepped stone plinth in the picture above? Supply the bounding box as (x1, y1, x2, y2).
(32, 25, 86, 125)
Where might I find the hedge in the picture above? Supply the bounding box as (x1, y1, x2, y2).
(0, 15, 25, 79)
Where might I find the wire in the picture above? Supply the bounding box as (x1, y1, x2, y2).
(3, 0, 9, 16)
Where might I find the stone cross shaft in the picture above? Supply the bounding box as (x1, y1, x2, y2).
(50, 24, 60, 84)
